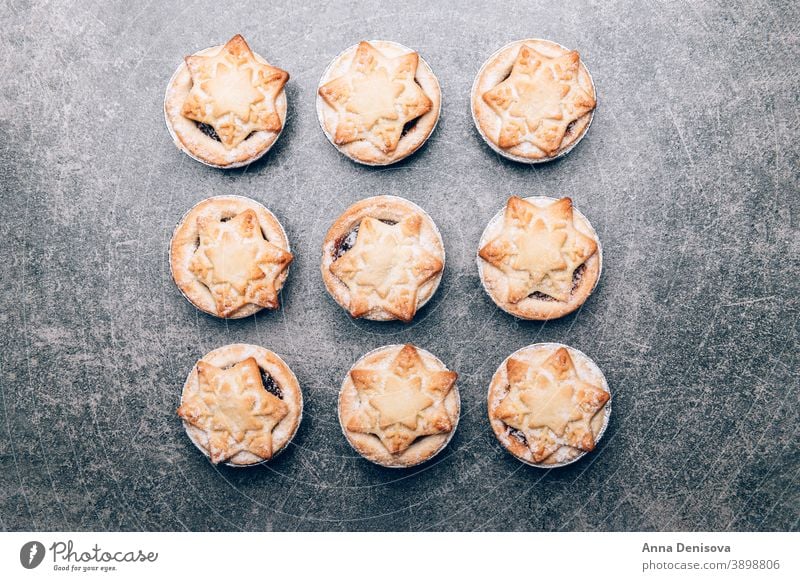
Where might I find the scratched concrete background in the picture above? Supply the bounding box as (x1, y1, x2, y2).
(1, 0, 798, 532)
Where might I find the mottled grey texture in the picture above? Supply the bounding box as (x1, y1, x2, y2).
(1, 0, 798, 532)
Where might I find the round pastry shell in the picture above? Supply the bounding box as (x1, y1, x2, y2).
(179, 343, 303, 467)
(321, 195, 445, 322)
(487, 342, 611, 468)
(477, 196, 602, 320)
(470, 38, 596, 164)
(169, 195, 292, 319)
(316, 40, 441, 166)
(338, 344, 460, 468)
(164, 43, 288, 168)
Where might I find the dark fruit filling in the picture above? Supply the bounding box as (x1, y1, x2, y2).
(507, 426, 527, 445)
(333, 225, 359, 260)
(527, 263, 587, 301)
(572, 262, 586, 286)
(197, 122, 221, 142)
(528, 291, 556, 302)
(260, 371, 283, 399)
(219, 364, 282, 399)
(565, 119, 578, 137)
(195, 122, 255, 143)
(332, 219, 398, 261)
(401, 117, 419, 138)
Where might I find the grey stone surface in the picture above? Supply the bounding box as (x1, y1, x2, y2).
(1, 0, 798, 532)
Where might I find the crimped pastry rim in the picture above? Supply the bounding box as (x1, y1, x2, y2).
(470, 38, 596, 164)
(337, 343, 460, 468)
(315, 39, 442, 166)
(476, 195, 602, 320)
(169, 195, 292, 319)
(321, 194, 446, 322)
(487, 342, 611, 468)
(179, 343, 303, 467)
(163, 43, 288, 169)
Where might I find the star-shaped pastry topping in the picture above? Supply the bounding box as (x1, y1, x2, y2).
(346, 344, 457, 454)
(189, 209, 293, 317)
(181, 35, 289, 149)
(494, 348, 609, 463)
(329, 215, 443, 321)
(319, 41, 433, 154)
(482, 45, 595, 155)
(178, 357, 289, 464)
(479, 197, 597, 303)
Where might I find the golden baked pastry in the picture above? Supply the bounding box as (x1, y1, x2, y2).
(165, 35, 289, 167)
(488, 343, 610, 466)
(321, 196, 445, 322)
(339, 344, 459, 467)
(178, 343, 303, 466)
(478, 196, 600, 320)
(472, 39, 595, 162)
(317, 41, 441, 165)
(170, 196, 293, 318)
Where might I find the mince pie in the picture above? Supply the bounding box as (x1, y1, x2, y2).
(317, 40, 441, 165)
(178, 343, 303, 466)
(488, 343, 610, 467)
(478, 196, 601, 320)
(321, 195, 445, 322)
(471, 39, 596, 162)
(339, 344, 459, 467)
(170, 195, 293, 318)
(165, 34, 289, 167)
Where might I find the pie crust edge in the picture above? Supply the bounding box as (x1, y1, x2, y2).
(164, 43, 288, 168)
(470, 38, 595, 162)
(180, 343, 303, 466)
(321, 195, 445, 321)
(170, 195, 292, 318)
(487, 342, 610, 467)
(316, 40, 441, 165)
(338, 344, 460, 468)
(477, 196, 601, 320)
